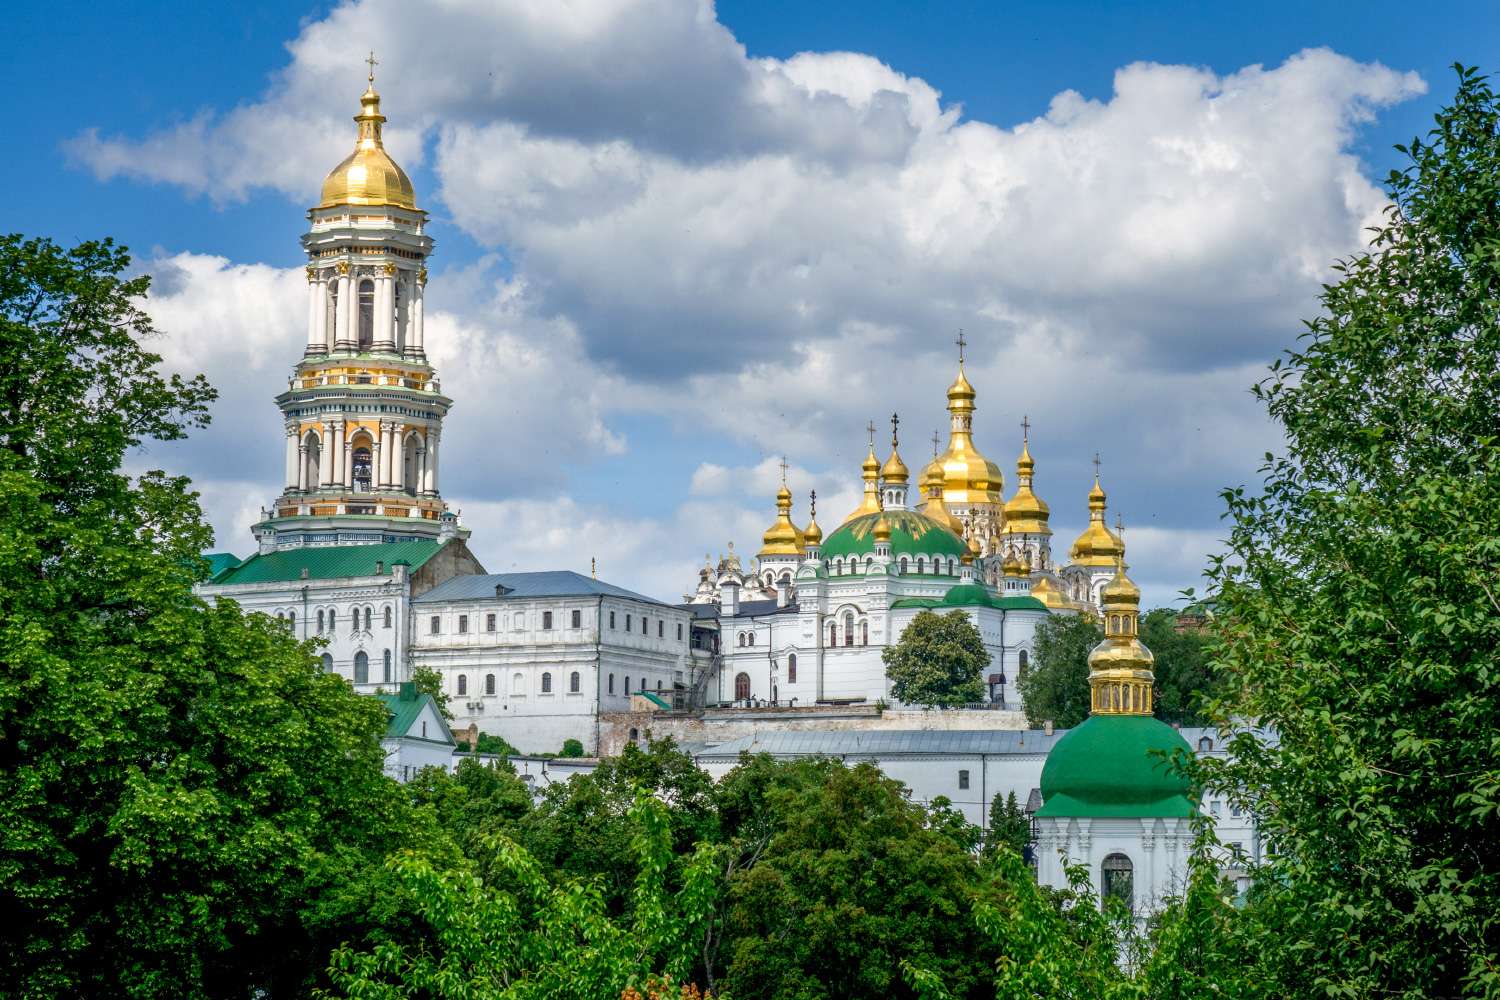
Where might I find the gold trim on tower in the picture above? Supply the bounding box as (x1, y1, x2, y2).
(1087, 519, 1154, 715)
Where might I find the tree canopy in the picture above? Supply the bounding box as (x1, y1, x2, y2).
(882, 609, 987, 707)
(1018, 612, 1101, 728)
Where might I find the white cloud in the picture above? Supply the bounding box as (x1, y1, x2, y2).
(83, 0, 1428, 603)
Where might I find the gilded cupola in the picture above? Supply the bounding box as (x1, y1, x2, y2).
(1087, 542, 1155, 716)
(803, 491, 823, 548)
(934, 342, 1005, 505)
(319, 59, 418, 211)
(758, 467, 806, 557)
(844, 425, 885, 523)
(1003, 422, 1052, 536)
(1069, 462, 1123, 566)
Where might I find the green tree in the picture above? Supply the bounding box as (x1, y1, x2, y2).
(882, 609, 986, 707)
(561, 737, 586, 757)
(1019, 613, 1102, 728)
(411, 664, 452, 720)
(0, 235, 451, 996)
(1195, 66, 1500, 998)
(984, 791, 1030, 858)
(1139, 608, 1217, 725)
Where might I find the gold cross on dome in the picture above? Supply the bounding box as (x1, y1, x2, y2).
(779, 456, 789, 485)
(931, 430, 941, 456)
(890, 412, 900, 448)
(1021, 414, 1031, 441)
(809, 490, 817, 518)
(1093, 452, 1102, 478)
(866, 420, 877, 446)
(365, 51, 379, 83)
(955, 329, 966, 364)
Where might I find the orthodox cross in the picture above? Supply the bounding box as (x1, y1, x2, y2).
(955, 329, 966, 364)
(1092, 452, 1102, 479)
(365, 51, 379, 84)
(779, 455, 789, 485)
(1021, 414, 1031, 441)
(590, 556, 596, 579)
(809, 490, 817, 519)
(931, 430, 941, 456)
(890, 412, 900, 449)
(866, 420, 877, 446)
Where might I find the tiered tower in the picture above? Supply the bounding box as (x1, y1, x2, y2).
(932, 335, 1005, 553)
(256, 62, 463, 552)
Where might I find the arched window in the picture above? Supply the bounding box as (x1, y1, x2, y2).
(570, 671, 581, 693)
(353, 651, 369, 684)
(608, 673, 615, 694)
(748, 632, 756, 647)
(737, 632, 745, 647)
(735, 672, 751, 701)
(917, 557, 926, 574)
(866, 557, 874, 572)
(320, 653, 333, 672)
(834, 559, 843, 574)
(827, 622, 837, 646)
(1018, 649, 1029, 675)
(512, 672, 524, 695)
(624, 675, 631, 695)
(1102, 854, 1134, 910)
(364, 606, 373, 632)
(844, 612, 854, 647)
(457, 674, 467, 696)
(1198, 736, 1214, 752)
(328, 608, 336, 632)
(485, 673, 496, 696)
(900, 557, 909, 573)
(383, 605, 393, 628)
(382, 649, 392, 682)
(861, 621, 869, 645)
(541, 671, 552, 693)
(352, 443, 372, 492)
(317, 609, 325, 633)
(787, 653, 797, 684)
(357, 278, 374, 348)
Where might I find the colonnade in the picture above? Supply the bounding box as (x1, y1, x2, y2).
(306, 265, 425, 356)
(286, 420, 440, 497)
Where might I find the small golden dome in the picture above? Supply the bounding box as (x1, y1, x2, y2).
(803, 490, 823, 547)
(947, 367, 976, 405)
(318, 82, 417, 210)
(1101, 557, 1142, 607)
(967, 533, 982, 557)
(873, 512, 893, 543)
(1002, 550, 1025, 577)
(880, 447, 909, 485)
(1069, 475, 1123, 567)
(845, 436, 885, 523)
(1030, 575, 1072, 609)
(1003, 437, 1052, 536)
(935, 365, 1004, 505)
(758, 484, 805, 557)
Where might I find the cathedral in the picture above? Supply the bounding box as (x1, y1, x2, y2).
(687, 350, 1137, 710)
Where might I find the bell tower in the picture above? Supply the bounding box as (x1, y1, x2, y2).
(258, 58, 464, 550)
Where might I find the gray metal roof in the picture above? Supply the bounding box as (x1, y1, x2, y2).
(731, 599, 799, 617)
(415, 570, 669, 606)
(693, 728, 1067, 758)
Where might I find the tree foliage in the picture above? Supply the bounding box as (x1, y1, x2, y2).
(985, 791, 1030, 858)
(1139, 608, 1217, 726)
(1019, 613, 1102, 728)
(0, 235, 451, 996)
(882, 609, 987, 707)
(1194, 65, 1500, 998)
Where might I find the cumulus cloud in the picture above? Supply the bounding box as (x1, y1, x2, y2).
(78, 0, 1429, 602)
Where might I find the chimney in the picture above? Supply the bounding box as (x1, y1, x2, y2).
(721, 578, 740, 616)
(375, 560, 384, 575)
(1044, 719, 1054, 736)
(776, 580, 790, 608)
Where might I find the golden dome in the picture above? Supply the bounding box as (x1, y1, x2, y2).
(803, 491, 823, 547)
(1002, 550, 1025, 577)
(1069, 475, 1123, 566)
(1088, 555, 1155, 714)
(873, 512, 893, 543)
(758, 484, 805, 557)
(844, 436, 884, 523)
(918, 461, 966, 534)
(935, 364, 1004, 505)
(1030, 575, 1072, 610)
(881, 447, 909, 484)
(318, 82, 417, 210)
(1003, 437, 1052, 536)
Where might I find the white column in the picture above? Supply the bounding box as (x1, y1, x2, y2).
(393, 431, 406, 493)
(411, 276, 425, 356)
(284, 424, 299, 490)
(387, 423, 401, 488)
(375, 270, 395, 351)
(305, 272, 322, 354)
(416, 445, 427, 496)
(331, 421, 345, 488)
(426, 430, 440, 495)
(372, 425, 384, 490)
(335, 270, 353, 350)
(318, 426, 334, 487)
(297, 442, 309, 492)
(316, 276, 331, 352)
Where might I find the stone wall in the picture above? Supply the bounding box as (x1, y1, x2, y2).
(597, 703, 1029, 757)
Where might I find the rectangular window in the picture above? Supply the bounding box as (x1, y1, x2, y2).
(641, 616, 648, 635)
(571, 609, 582, 629)
(658, 620, 663, 638)
(543, 611, 553, 630)
(458, 614, 468, 634)
(609, 611, 617, 629)
(486, 613, 496, 632)
(677, 622, 683, 641)
(626, 614, 632, 631)
(958, 770, 970, 790)
(514, 613, 524, 630)
(430, 615, 440, 634)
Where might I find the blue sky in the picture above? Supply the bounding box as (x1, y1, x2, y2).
(8, 1, 1496, 604)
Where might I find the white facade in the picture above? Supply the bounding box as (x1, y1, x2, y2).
(412, 572, 693, 754)
(1032, 815, 1195, 917)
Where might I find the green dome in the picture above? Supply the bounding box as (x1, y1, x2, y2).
(1035, 714, 1197, 819)
(941, 583, 994, 607)
(822, 510, 968, 561)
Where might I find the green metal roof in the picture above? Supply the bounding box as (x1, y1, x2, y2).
(1035, 714, 1197, 819)
(822, 510, 969, 560)
(636, 691, 671, 710)
(210, 539, 443, 585)
(374, 683, 454, 745)
(890, 588, 1049, 612)
(204, 552, 243, 577)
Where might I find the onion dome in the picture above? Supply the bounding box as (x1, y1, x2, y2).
(803, 491, 823, 548)
(873, 511, 892, 543)
(935, 365, 1005, 505)
(1002, 550, 1025, 577)
(1034, 553, 1195, 819)
(844, 435, 884, 523)
(822, 509, 968, 561)
(880, 419, 910, 485)
(758, 484, 805, 557)
(918, 460, 966, 535)
(319, 73, 417, 210)
(1069, 475, 1123, 566)
(1003, 437, 1052, 536)
(1030, 575, 1071, 610)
